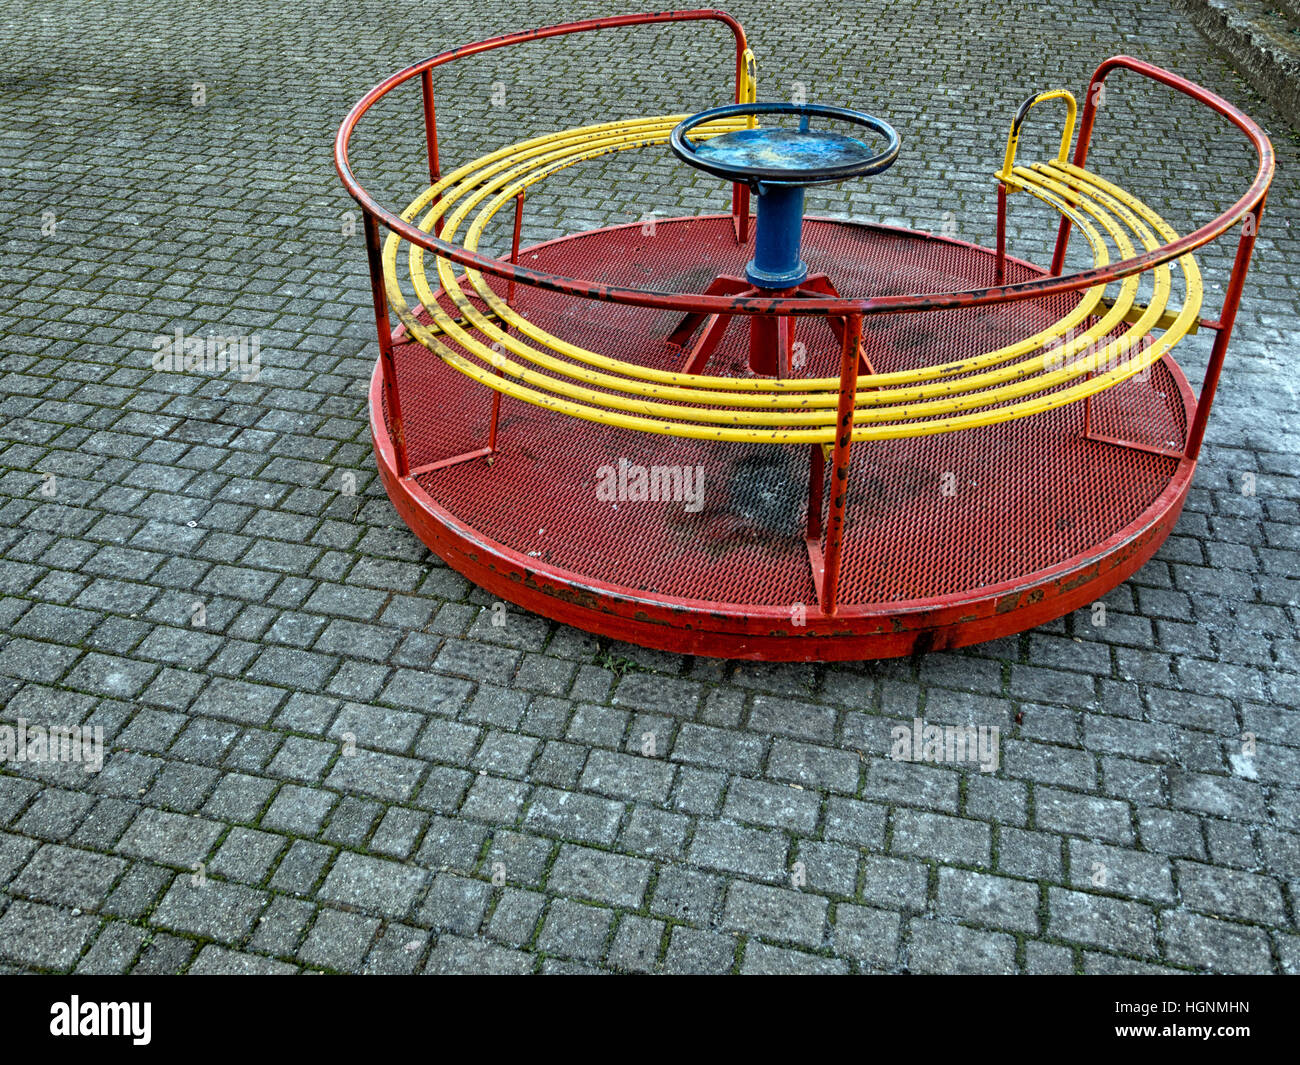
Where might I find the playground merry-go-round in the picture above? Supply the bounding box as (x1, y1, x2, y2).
(334, 9, 1274, 661)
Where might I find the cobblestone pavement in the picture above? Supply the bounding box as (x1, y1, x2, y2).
(0, 0, 1297, 975)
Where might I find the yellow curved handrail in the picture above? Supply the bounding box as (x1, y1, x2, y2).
(377, 112, 1199, 444)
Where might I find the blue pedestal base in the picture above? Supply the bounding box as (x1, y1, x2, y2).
(745, 184, 808, 290)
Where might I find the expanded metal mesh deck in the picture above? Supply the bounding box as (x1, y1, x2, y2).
(385, 216, 1188, 609)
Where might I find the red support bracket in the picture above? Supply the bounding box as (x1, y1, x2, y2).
(668, 271, 874, 378)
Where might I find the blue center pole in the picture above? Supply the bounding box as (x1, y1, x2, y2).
(746, 184, 808, 289)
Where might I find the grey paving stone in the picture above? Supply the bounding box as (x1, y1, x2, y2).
(189, 945, 299, 975)
(864, 757, 959, 813)
(269, 840, 334, 896)
(721, 881, 828, 948)
(1161, 911, 1274, 974)
(794, 840, 860, 897)
(892, 809, 991, 867)
(381, 669, 474, 717)
(1066, 841, 1176, 903)
(997, 827, 1064, 880)
(1033, 787, 1134, 844)
(327, 747, 427, 803)
(203, 772, 277, 822)
(417, 872, 491, 934)
(656, 926, 732, 974)
(117, 808, 223, 867)
(424, 934, 533, 974)
(906, 919, 1016, 975)
(1170, 771, 1267, 822)
(547, 844, 652, 908)
(191, 678, 287, 725)
(370, 807, 428, 858)
(824, 797, 888, 848)
(0, 899, 99, 971)
(320, 852, 430, 919)
(418, 816, 490, 874)
(460, 774, 529, 823)
(672, 767, 727, 815)
(671, 723, 765, 774)
(152, 875, 270, 943)
(261, 784, 337, 835)
(688, 821, 788, 882)
(579, 749, 674, 804)
(858, 855, 930, 912)
(0, 779, 41, 828)
(651, 866, 724, 925)
(249, 895, 317, 956)
(536, 898, 613, 962)
(723, 776, 821, 833)
(618, 804, 689, 860)
(102, 862, 171, 920)
(210, 827, 286, 884)
(299, 908, 382, 971)
(363, 923, 431, 975)
(1047, 887, 1157, 956)
(9, 843, 126, 911)
(767, 738, 860, 792)
(1174, 861, 1288, 924)
(832, 904, 901, 969)
(936, 867, 1040, 933)
(747, 695, 837, 742)
(1024, 941, 1075, 975)
(740, 941, 849, 974)
(75, 921, 148, 975)
(610, 672, 701, 716)
(1275, 932, 1300, 976)
(132, 933, 198, 975)
(487, 888, 546, 946)
(1137, 806, 1206, 860)
(471, 731, 539, 778)
(523, 786, 624, 845)
(1081, 952, 1187, 976)
(14, 790, 95, 841)
(606, 914, 664, 973)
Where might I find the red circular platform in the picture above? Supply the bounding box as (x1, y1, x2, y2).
(371, 216, 1196, 660)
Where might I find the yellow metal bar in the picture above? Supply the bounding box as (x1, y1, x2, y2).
(413, 118, 1113, 395)
(741, 48, 757, 125)
(375, 110, 1199, 444)
(998, 89, 1078, 184)
(421, 127, 1145, 410)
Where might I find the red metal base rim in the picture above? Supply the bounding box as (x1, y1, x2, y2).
(369, 218, 1198, 660)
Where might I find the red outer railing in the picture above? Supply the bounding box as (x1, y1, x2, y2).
(1039, 56, 1273, 460)
(335, 22, 1272, 322)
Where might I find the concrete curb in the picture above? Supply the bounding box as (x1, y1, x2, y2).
(1174, 0, 1300, 128)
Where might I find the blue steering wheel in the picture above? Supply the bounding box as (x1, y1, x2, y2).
(670, 102, 901, 189)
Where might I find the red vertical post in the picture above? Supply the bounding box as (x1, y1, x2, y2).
(421, 69, 443, 236)
(821, 314, 863, 615)
(748, 306, 795, 377)
(488, 192, 525, 453)
(732, 184, 751, 244)
(1183, 200, 1266, 460)
(506, 192, 524, 310)
(363, 211, 409, 478)
(994, 182, 1008, 284)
